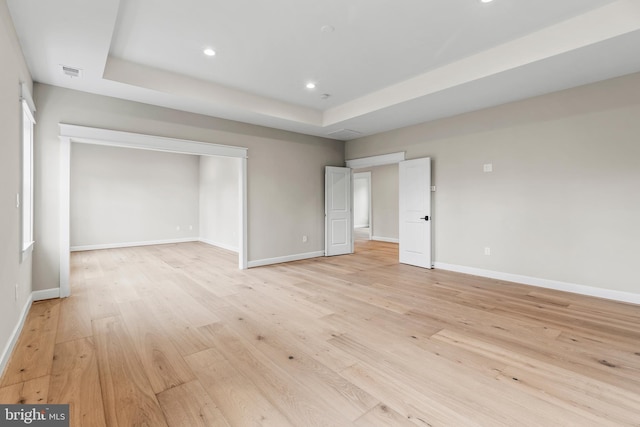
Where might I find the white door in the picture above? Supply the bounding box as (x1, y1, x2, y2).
(399, 158, 432, 268)
(325, 166, 353, 256)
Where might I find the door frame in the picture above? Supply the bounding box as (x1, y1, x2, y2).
(347, 152, 405, 243)
(58, 123, 248, 298)
(346, 151, 433, 267)
(346, 152, 405, 169)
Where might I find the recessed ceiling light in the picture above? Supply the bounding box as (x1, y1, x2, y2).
(306, 82, 316, 89)
(203, 48, 216, 56)
(481, 0, 494, 3)
(321, 25, 335, 33)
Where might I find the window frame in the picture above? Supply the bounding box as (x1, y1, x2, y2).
(20, 83, 36, 262)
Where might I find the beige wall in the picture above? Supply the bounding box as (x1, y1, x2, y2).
(33, 83, 344, 291)
(70, 144, 200, 248)
(199, 156, 241, 251)
(0, 0, 33, 373)
(346, 72, 640, 294)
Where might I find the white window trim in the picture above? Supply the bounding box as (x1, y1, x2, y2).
(20, 83, 36, 262)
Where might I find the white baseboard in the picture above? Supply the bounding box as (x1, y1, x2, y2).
(434, 262, 640, 305)
(199, 238, 239, 253)
(1, 287, 64, 378)
(33, 288, 61, 301)
(70, 237, 199, 252)
(372, 236, 399, 244)
(354, 224, 370, 229)
(0, 296, 33, 379)
(248, 251, 324, 268)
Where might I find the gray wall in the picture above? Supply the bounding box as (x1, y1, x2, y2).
(33, 83, 344, 291)
(346, 72, 640, 294)
(0, 0, 33, 372)
(70, 144, 200, 248)
(199, 156, 241, 251)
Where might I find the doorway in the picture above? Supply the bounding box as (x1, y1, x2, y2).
(59, 124, 248, 298)
(352, 164, 399, 247)
(343, 152, 432, 267)
(353, 172, 372, 242)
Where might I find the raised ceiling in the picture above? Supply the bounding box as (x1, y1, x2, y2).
(7, 0, 640, 140)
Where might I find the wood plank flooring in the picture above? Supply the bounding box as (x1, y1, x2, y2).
(2, 240, 640, 426)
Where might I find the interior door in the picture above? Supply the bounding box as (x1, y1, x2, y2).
(325, 166, 353, 256)
(399, 158, 432, 268)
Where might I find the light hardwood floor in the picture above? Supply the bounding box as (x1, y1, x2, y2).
(1, 240, 640, 426)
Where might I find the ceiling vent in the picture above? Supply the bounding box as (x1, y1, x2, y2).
(327, 129, 362, 140)
(60, 65, 82, 78)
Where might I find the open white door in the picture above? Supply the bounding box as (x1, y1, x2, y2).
(399, 158, 432, 268)
(325, 166, 353, 256)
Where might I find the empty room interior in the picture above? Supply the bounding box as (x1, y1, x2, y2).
(2, 0, 640, 426)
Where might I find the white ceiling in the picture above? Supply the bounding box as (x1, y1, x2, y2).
(7, 0, 640, 140)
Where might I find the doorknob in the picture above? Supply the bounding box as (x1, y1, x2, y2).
(420, 216, 429, 221)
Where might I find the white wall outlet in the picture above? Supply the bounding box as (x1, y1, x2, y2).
(176, 226, 181, 231)
(302, 235, 308, 243)
(483, 163, 493, 173)
(15, 283, 18, 301)
(484, 247, 491, 256)
(431, 186, 436, 192)
(16, 193, 20, 208)
(189, 225, 193, 231)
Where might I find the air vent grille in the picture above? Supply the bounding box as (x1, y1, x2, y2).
(60, 65, 82, 78)
(327, 129, 362, 140)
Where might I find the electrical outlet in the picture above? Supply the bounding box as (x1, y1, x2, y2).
(302, 235, 308, 243)
(483, 163, 493, 173)
(189, 225, 193, 231)
(431, 186, 436, 192)
(176, 226, 181, 231)
(484, 247, 491, 256)
(15, 283, 18, 301)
